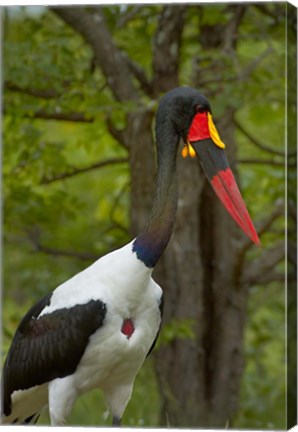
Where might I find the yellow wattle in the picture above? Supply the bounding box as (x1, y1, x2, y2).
(181, 142, 196, 158)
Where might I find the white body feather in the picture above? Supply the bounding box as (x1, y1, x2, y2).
(4, 241, 162, 425)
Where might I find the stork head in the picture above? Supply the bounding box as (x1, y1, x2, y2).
(157, 86, 260, 245)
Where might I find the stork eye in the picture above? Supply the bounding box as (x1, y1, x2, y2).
(195, 104, 205, 113)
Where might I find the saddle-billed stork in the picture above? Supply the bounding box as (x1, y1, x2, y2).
(1, 87, 259, 426)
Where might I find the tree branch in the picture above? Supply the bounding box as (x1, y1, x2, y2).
(32, 242, 99, 261)
(256, 200, 285, 238)
(238, 45, 274, 79)
(235, 118, 296, 157)
(241, 241, 285, 286)
(222, 5, 247, 53)
(122, 53, 154, 96)
(233, 200, 284, 282)
(247, 269, 295, 285)
(237, 158, 295, 167)
(41, 157, 128, 184)
(4, 81, 63, 99)
(198, 46, 273, 87)
(152, 5, 186, 94)
(254, 3, 286, 22)
(116, 5, 143, 28)
(25, 109, 94, 123)
(105, 116, 128, 149)
(109, 181, 130, 233)
(51, 6, 137, 102)
(4, 106, 94, 123)
(26, 226, 99, 261)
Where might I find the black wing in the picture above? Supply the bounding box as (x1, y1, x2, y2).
(146, 293, 164, 357)
(2, 293, 106, 416)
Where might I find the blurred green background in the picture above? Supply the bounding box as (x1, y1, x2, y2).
(2, 4, 296, 428)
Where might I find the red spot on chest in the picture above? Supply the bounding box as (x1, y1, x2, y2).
(121, 319, 135, 339)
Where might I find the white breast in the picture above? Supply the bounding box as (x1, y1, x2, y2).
(74, 277, 162, 393)
(40, 240, 163, 395)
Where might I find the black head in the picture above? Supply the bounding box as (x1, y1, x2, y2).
(154, 86, 260, 246)
(156, 86, 211, 143)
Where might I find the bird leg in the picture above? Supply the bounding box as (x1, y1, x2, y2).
(112, 415, 121, 427)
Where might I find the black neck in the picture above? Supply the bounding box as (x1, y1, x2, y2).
(133, 125, 179, 267)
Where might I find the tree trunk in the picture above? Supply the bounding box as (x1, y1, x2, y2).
(125, 110, 156, 237)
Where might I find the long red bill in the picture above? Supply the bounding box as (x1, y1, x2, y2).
(191, 139, 260, 245)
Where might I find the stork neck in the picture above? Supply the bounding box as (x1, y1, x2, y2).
(133, 128, 179, 268)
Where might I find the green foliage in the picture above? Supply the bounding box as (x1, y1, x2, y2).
(235, 282, 286, 429)
(2, 4, 289, 429)
(158, 318, 196, 346)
